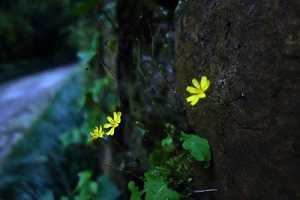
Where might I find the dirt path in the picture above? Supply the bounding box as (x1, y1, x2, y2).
(0, 64, 77, 161)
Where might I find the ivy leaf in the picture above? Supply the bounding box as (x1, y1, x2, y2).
(144, 171, 180, 200)
(128, 181, 143, 200)
(180, 132, 211, 168)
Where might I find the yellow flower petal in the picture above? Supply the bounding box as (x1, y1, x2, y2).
(186, 93, 206, 105)
(107, 116, 113, 123)
(190, 97, 200, 106)
(192, 78, 200, 89)
(200, 76, 210, 92)
(113, 112, 118, 120)
(117, 112, 121, 121)
(197, 92, 206, 99)
(104, 123, 113, 128)
(90, 125, 105, 140)
(186, 86, 200, 94)
(186, 95, 198, 102)
(113, 112, 121, 123)
(106, 128, 115, 136)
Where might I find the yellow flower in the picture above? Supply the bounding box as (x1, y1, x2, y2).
(90, 125, 105, 140)
(186, 76, 210, 106)
(104, 112, 122, 136)
(89, 111, 122, 141)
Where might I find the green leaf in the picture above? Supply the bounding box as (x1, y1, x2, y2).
(60, 128, 82, 147)
(144, 171, 180, 200)
(40, 191, 54, 200)
(128, 181, 143, 200)
(161, 135, 175, 152)
(180, 132, 211, 167)
(149, 149, 172, 170)
(98, 175, 120, 200)
(75, 170, 93, 192)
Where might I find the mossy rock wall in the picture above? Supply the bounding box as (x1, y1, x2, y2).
(175, 0, 300, 199)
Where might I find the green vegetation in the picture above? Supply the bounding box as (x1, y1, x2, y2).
(128, 124, 211, 199)
(60, 170, 120, 200)
(0, 0, 213, 199)
(180, 132, 211, 168)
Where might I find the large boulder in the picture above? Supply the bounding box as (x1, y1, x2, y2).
(175, 0, 300, 199)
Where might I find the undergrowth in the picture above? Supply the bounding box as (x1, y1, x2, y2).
(0, 1, 214, 199)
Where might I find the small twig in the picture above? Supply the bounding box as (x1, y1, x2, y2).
(193, 188, 219, 193)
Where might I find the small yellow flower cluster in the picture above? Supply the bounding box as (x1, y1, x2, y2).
(186, 76, 210, 106)
(90, 111, 122, 141)
(90, 125, 105, 140)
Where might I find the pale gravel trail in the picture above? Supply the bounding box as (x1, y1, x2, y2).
(0, 64, 77, 161)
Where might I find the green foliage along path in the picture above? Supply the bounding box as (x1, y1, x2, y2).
(0, 65, 77, 162)
(0, 66, 86, 199)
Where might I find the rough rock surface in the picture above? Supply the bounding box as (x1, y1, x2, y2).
(175, 0, 300, 199)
